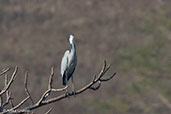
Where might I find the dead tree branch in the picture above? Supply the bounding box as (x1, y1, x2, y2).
(1, 75, 12, 108)
(24, 72, 34, 104)
(0, 67, 18, 96)
(45, 108, 53, 114)
(0, 61, 116, 114)
(0, 68, 10, 76)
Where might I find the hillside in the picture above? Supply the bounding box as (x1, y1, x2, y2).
(0, 0, 171, 113)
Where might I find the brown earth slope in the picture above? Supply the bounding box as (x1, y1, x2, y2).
(0, 0, 171, 114)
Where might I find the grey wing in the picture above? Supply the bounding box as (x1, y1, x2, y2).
(67, 61, 77, 81)
(60, 50, 70, 77)
(67, 54, 77, 81)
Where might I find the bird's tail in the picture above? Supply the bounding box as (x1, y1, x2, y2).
(62, 73, 67, 86)
(62, 78, 67, 86)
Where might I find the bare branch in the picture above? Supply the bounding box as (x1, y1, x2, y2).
(24, 72, 34, 104)
(100, 72, 117, 81)
(48, 67, 54, 90)
(37, 85, 68, 105)
(2, 92, 11, 108)
(1, 60, 116, 114)
(89, 81, 101, 90)
(19, 61, 116, 112)
(0, 68, 10, 76)
(36, 67, 68, 105)
(2, 75, 12, 108)
(10, 99, 14, 108)
(0, 66, 18, 96)
(5, 75, 8, 86)
(45, 108, 53, 114)
(11, 96, 30, 110)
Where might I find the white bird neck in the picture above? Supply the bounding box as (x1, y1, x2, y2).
(69, 35, 76, 53)
(69, 42, 76, 55)
(70, 43, 76, 50)
(69, 39, 73, 44)
(69, 35, 74, 44)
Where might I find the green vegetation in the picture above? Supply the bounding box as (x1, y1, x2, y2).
(139, 6, 171, 35)
(112, 5, 171, 113)
(83, 97, 129, 114)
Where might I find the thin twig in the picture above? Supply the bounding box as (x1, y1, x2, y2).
(0, 68, 10, 76)
(37, 86, 68, 105)
(10, 99, 14, 108)
(24, 72, 34, 104)
(89, 81, 101, 90)
(11, 96, 30, 110)
(0, 66, 18, 96)
(48, 67, 54, 90)
(2, 75, 12, 108)
(100, 72, 117, 81)
(36, 67, 68, 105)
(45, 108, 53, 114)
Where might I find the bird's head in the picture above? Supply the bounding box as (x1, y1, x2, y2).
(69, 34, 74, 44)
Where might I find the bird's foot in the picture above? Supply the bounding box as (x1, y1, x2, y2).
(71, 91, 76, 97)
(65, 91, 70, 98)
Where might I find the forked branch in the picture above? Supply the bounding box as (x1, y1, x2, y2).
(0, 61, 116, 114)
(0, 68, 10, 76)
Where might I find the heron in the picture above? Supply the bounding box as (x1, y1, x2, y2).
(60, 34, 77, 94)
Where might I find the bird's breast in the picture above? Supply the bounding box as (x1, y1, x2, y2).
(68, 52, 77, 66)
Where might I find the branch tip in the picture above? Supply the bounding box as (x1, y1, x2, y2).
(0, 68, 10, 75)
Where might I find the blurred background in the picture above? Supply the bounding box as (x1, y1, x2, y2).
(0, 0, 171, 114)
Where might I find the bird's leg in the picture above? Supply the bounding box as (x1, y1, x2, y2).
(71, 76, 76, 96)
(65, 85, 70, 98)
(64, 79, 70, 98)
